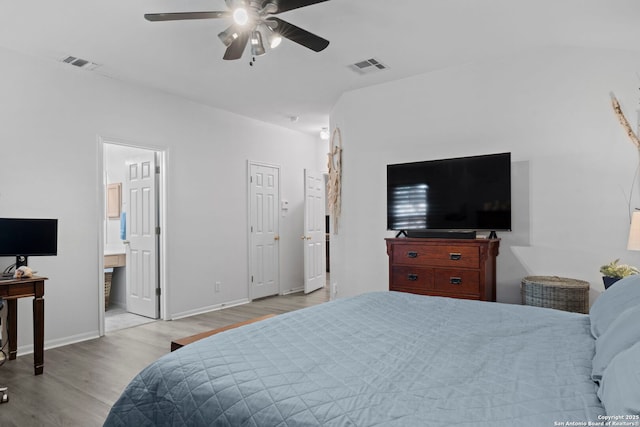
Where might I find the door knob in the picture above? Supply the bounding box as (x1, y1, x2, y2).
(274, 235, 280, 241)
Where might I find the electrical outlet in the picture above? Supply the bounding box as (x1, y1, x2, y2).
(215, 281, 221, 293)
(332, 282, 338, 297)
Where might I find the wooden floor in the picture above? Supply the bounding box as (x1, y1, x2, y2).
(0, 287, 329, 427)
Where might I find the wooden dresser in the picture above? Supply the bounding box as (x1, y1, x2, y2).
(385, 238, 500, 301)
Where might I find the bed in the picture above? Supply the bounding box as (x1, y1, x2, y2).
(104, 276, 640, 426)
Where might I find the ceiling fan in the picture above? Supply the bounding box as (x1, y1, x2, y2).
(144, 0, 331, 61)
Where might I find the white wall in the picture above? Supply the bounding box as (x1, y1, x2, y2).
(316, 136, 330, 174)
(0, 46, 320, 353)
(330, 46, 640, 305)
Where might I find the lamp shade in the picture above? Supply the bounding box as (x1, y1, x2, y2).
(628, 211, 640, 250)
(218, 27, 239, 47)
(250, 30, 266, 56)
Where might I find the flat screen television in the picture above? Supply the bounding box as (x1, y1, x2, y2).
(387, 153, 511, 235)
(0, 218, 58, 268)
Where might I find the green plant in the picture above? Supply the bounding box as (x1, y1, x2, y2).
(599, 259, 639, 279)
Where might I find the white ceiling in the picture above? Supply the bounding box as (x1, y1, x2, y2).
(1, 1, 640, 136)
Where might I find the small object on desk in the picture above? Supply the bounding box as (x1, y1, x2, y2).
(14, 266, 34, 279)
(0, 386, 7, 403)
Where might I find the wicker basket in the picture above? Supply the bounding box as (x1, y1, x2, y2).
(104, 271, 113, 310)
(521, 276, 590, 314)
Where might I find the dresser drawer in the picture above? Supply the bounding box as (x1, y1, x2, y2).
(386, 238, 499, 302)
(392, 244, 479, 268)
(390, 266, 433, 294)
(434, 269, 480, 295)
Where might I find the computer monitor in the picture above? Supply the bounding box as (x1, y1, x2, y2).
(0, 218, 58, 268)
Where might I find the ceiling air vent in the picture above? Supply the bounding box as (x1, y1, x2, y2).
(349, 58, 388, 75)
(61, 55, 99, 70)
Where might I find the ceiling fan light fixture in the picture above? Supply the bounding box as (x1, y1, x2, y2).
(218, 28, 239, 47)
(260, 23, 282, 49)
(259, 3, 278, 15)
(250, 30, 266, 56)
(269, 33, 282, 49)
(144, 0, 331, 62)
(232, 7, 249, 25)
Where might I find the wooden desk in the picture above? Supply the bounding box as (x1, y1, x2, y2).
(0, 276, 47, 375)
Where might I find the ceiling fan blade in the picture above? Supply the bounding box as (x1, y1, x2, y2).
(144, 11, 229, 22)
(268, 18, 329, 52)
(223, 31, 250, 60)
(267, 0, 330, 14)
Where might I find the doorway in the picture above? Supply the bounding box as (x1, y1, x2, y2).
(99, 138, 166, 335)
(303, 169, 326, 294)
(247, 161, 281, 300)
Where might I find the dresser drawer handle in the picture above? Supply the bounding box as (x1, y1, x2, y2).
(407, 251, 418, 258)
(407, 274, 418, 281)
(449, 253, 462, 261)
(450, 277, 462, 285)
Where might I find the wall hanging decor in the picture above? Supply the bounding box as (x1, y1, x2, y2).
(611, 92, 640, 221)
(610, 92, 640, 149)
(327, 127, 342, 234)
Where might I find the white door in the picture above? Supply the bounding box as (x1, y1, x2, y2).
(303, 169, 326, 294)
(125, 152, 159, 319)
(249, 163, 280, 299)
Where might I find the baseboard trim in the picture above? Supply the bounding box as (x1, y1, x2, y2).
(17, 331, 100, 357)
(170, 298, 250, 320)
(282, 287, 304, 295)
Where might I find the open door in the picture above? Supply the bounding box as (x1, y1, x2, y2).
(303, 169, 326, 294)
(124, 152, 159, 319)
(249, 162, 280, 300)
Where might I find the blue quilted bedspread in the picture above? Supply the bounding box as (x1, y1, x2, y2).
(104, 292, 604, 426)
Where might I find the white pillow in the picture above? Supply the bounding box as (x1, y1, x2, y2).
(589, 275, 640, 338)
(592, 304, 640, 381)
(597, 340, 640, 415)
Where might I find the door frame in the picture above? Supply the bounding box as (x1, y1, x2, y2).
(303, 169, 326, 294)
(246, 160, 281, 301)
(97, 136, 169, 336)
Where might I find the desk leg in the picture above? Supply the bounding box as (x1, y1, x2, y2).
(7, 299, 16, 361)
(33, 296, 44, 375)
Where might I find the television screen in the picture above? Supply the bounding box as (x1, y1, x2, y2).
(387, 153, 511, 232)
(0, 218, 58, 256)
